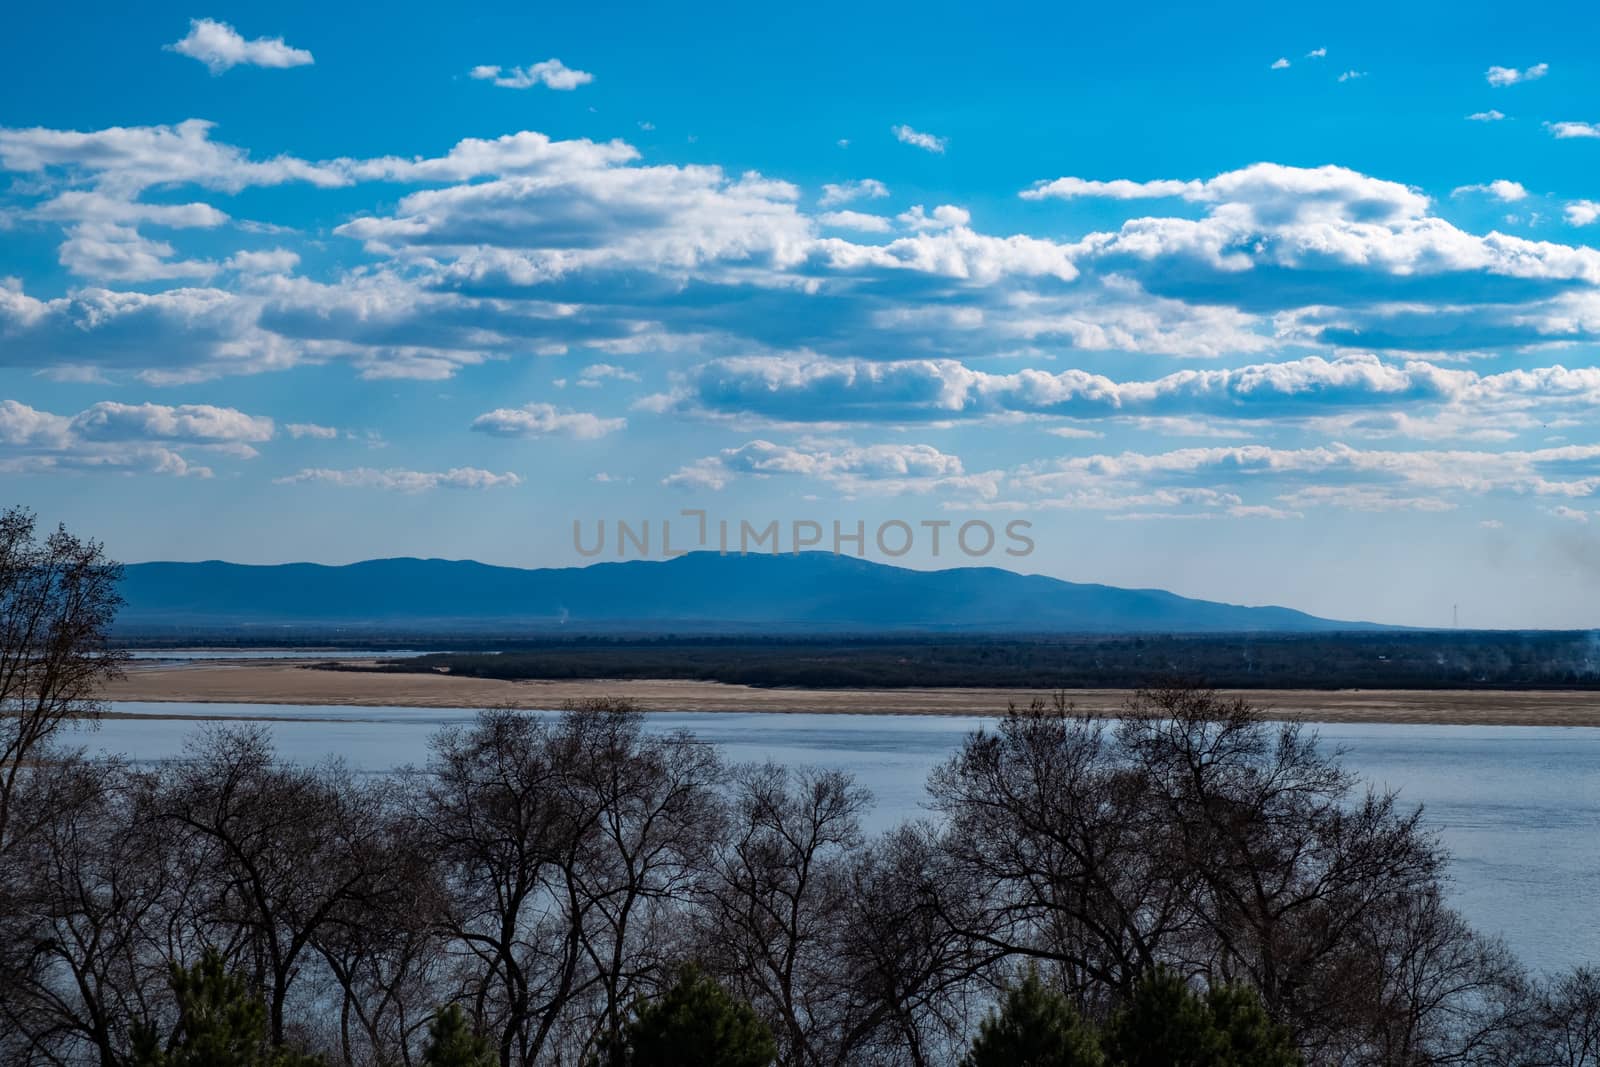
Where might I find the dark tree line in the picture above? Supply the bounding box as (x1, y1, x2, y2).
(3, 508, 1599, 1065)
(320, 631, 1600, 690)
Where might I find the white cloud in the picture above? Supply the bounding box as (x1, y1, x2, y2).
(1467, 110, 1506, 122)
(167, 18, 314, 74)
(0, 398, 274, 477)
(1337, 70, 1366, 82)
(57, 223, 216, 281)
(819, 178, 889, 206)
(275, 467, 521, 491)
(1486, 63, 1548, 87)
(226, 248, 300, 274)
(897, 204, 971, 231)
(892, 125, 947, 153)
(470, 402, 625, 438)
(69, 401, 273, 444)
(1022, 176, 1202, 201)
(1306, 47, 1327, 58)
(1271, 58, 1290, 70)
(664, 439, 991, 497)
(0, 118, 347, 195)
(664, 351, 1600, 432)
(469, 60, 593, 90)
(575, 363, 641, 387)
(1452, 179, 1528, 202)
(1565, 200, 1600, 226)
(286, 422, 339, 439)
(1547, 121, 1600, 139)
(33, 191, 229, 227)
(817, 210, 892, 233)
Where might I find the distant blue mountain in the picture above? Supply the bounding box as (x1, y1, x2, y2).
(115, 553, 1386, 633)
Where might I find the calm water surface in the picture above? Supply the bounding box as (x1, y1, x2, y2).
(80, 702, 1600, 975)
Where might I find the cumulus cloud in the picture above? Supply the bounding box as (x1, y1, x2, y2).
(1271, 58, 1290, 70)
(664, 439, 993, 497)
(286, 422, 339, 439)
(1452, 179, 1528, 202)
(1566, 200, 1600, 226)
(1306, 47, 1327, 58)
(662, 352, 1600, 431)
(897, 204, 971, 231)
(574, 363, 641, 387)
(1467, 110, 1506, 122)
(275, 467, 521, 491)
(469, 59, 594, 90)
(1021, 176, 1202, 201)
(7, 115, 1600, 428)
(1547, 121, 1600, 139)
(0, 398, 273, 477)
(819, 179, 889, 206)
(817, 210, 892, 233)
(892, 125, 947, 153)
(0, 118, 347, 195)
(1337, 70, 1366, 82)
(470, 402, 625, 438)
(1486, 63, 1548, 87)
(225, 248, 300, 274)
(167, 18, 313, 74)
(57, 223, 217, 282)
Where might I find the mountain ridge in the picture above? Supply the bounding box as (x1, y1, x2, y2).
(113, 553, 1389, 634)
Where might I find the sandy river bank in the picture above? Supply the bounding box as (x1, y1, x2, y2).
(91, 660, 1600, 726)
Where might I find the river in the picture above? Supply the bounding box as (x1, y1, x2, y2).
(74, 701, 1600, 976)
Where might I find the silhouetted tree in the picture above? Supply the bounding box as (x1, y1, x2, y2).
(421, 1004, 495, 1067)
(0, 505, 125, 853)
(703, 762, 871, 1065)
(1103, 969, 1300, 1067)
(616, 964, 775, 1067)
(129, 950, 325, 1066)
(963, 968, 1103, 1067)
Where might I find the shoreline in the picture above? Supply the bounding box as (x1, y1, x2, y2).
(94, 660, 1600, 727)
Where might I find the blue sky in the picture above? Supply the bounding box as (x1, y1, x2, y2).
(4, 0, 1600, 627)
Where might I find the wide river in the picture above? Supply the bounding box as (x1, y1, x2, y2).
(80, 701, 1600, 976)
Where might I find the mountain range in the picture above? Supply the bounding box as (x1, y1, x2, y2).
(113, 553, 1385, 634)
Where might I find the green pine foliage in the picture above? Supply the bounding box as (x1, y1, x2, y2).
(1103, 969, 1302, 1067)
(421, 1004, 496, 1067)
(963, 968, 1104, 1067)
(1205, 983, 1302, 1067)
(617, 965, 777, 1067)
(129, 951, 325, 1067)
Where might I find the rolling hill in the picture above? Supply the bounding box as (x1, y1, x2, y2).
(114, 553, 1384, 634)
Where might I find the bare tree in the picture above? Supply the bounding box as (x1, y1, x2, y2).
(1116, 685, 1448, 1052)
(152, 726, 396, 1051)
(702, 762, 871, 1067)
(0, 506, 126, 855)
(829, 823, 988, 1066)
(0, 757, 174, 1067)
(927, 695, 1197, 1004)
(418, 708, 595, 1066)
(556, 700, 726, 1062)
(1524, 968, 1600, 1067)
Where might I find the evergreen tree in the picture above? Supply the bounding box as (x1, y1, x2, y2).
(964, 968, 1104, 1067)
(616, 965, 776, 1067)
(1103, 969, 1302, 1067)
(129, 950, 325, 1067)
(1206, 984, 1301, 1067)
(1104, 968, 1226, 1067)
(421, 1004, 496, 1067)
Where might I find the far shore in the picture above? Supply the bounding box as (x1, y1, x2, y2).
(88, 659, 1600, 727)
